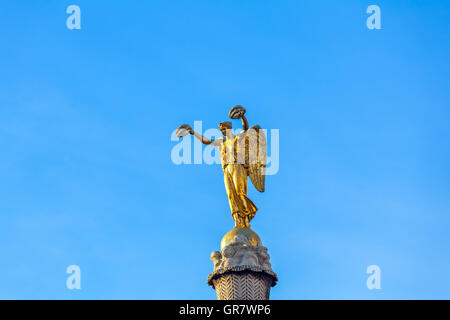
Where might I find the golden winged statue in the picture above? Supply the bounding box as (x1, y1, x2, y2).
(176, 106, 266, 228)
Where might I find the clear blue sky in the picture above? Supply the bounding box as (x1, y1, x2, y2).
(0, 0, 449, 299)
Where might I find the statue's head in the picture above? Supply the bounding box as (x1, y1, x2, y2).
(219, 121, 232, 137)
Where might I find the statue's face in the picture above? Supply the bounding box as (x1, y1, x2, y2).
(220, 127, 228, 136)
(219, 122, 232, 136)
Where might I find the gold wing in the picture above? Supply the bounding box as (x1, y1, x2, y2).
(246, 125, 266, 192)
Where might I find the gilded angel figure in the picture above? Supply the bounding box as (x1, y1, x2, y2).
(176, 106, 266, 228)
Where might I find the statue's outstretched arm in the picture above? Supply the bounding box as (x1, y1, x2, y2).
(229, 106, 249, 142)
(176, 124, 222, 146)
(235, 115, 250, 143)
(241, 115, 249, 132)
(192, 131, 222, 146)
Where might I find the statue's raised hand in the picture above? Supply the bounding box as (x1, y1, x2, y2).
(176, 124, 193, 137)
(229, 105, 246, 119)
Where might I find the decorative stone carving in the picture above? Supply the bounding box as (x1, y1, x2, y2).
(207, 228, 277, 300)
